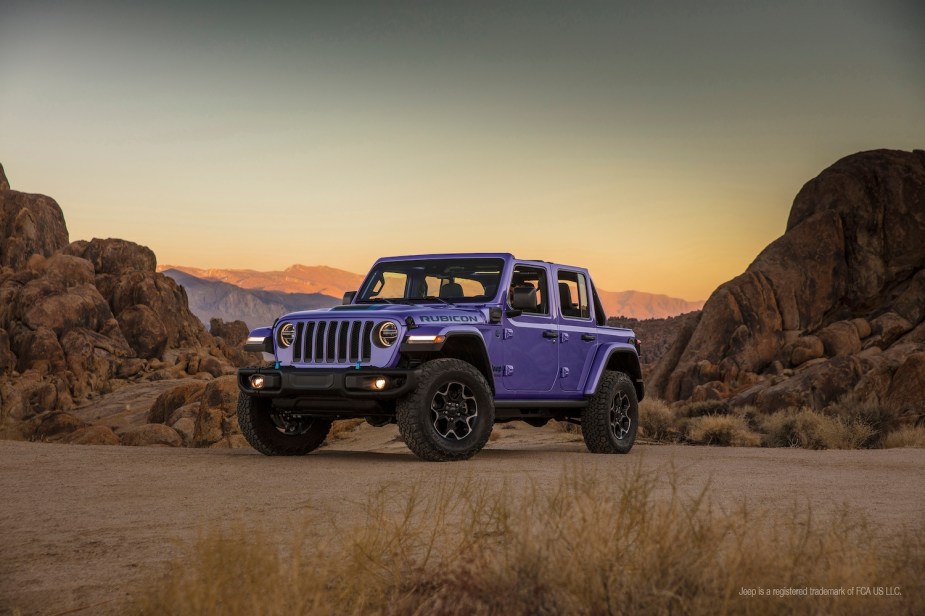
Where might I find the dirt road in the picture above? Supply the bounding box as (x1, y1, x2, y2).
(2, 424, 924, 615)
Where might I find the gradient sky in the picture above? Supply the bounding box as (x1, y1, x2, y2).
(2, 0, 923, 300)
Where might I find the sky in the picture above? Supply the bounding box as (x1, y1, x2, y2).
(1, 0, 923, 301)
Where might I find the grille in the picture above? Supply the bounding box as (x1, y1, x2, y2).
(291, 320, 375, 365)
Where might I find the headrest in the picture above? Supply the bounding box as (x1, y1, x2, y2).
(440, 282, 464, 298)
(512, 285, 538, 310)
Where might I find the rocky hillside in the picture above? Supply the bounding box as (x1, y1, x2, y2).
(0, 163, 254, 443)
(159, 263, 365, 298)
(165, 262, 702, 321)
(607, 311, 701, 368)
(649, 149, 925, 415)
(162, 268, 339, 329)
(599, 290, 703, 319)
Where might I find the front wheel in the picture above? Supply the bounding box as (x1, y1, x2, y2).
(581, 371, 638, 454)
(396, 359, 494, 461)
(237, 394, 332, 456)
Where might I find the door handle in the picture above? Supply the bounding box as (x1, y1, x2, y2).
(543, 330, 558, 339)
(581, 334, 596, 341)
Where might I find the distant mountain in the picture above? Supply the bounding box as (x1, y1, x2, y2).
(162, 263, 703, 322)
(161, 269, 339, 330)
(597, 290, 704, 320)
(158, 264, 364, 298)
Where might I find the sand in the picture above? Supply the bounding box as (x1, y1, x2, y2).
(2, 424, 923, 614)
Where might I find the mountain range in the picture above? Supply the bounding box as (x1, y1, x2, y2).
(159, 264, 704, 327)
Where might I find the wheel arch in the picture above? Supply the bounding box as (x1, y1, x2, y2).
(584, 345, 645, 401)
(436, 333, 496, 394)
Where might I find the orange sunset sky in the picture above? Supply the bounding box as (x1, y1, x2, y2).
(2, 1, 923, 300)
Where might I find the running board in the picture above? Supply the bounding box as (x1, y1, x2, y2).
(494, 399, 589, 409)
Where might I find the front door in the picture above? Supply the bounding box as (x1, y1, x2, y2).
(502, 264, 558, 393)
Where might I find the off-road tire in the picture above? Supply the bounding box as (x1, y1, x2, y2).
(396, 358, 495, 461)
(581, 370, 638, 454)
(237, 393, 332, 456)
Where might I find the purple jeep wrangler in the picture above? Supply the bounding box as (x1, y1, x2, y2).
(237, 253, 644, 461)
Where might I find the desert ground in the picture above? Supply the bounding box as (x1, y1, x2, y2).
(2, 425, 923, 615)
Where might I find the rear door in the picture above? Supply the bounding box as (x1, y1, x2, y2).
(555, 268, 597, 391)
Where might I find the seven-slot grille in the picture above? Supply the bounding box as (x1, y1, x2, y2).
(290, 320, 377, 365)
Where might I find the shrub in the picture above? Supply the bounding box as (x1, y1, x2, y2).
(687, 414, 761, 447)
(638, 397, 678, 441)
(135, 468, 925, 616)
(826, 396, 903, 447)
(679, 399, 732, 418)
(761, 407, 873, 449)
(883, 425, 925, 449)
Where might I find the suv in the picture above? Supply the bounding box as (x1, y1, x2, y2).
(237, 253, 644, 461)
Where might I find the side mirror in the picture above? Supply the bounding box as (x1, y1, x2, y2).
(342, 291, 357, 305)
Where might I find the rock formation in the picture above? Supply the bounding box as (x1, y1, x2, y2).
(0, 163, 249, 441)
(650, 149, 925, 415)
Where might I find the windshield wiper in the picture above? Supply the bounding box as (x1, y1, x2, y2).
(405, 296, 450, 304)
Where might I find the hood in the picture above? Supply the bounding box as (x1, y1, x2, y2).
(280, 302, 493, 324)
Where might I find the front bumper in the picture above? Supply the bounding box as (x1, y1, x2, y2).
(237, 366, 420, 401)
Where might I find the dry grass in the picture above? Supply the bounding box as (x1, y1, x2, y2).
(638, 397, 678, 441)
(688, 414, 761, 447)
(135, 467, 925, 616)
(760, 408, 874, 450)
(637, 397, 918, 450)
(883, 425, 925, 449)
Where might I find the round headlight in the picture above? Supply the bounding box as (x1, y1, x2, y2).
(375, 321, 398, 347)
(276, 323, 295, 348)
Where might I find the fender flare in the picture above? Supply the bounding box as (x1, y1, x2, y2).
(583, 344, 645, 401)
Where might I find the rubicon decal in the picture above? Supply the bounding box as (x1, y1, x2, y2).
(419, 315, 482, 323)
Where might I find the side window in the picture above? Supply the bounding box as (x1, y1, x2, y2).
(556, 270, 590, 319)
(508, 265, 549, 315)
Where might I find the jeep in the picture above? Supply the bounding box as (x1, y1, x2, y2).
(237, 253, 644, 461)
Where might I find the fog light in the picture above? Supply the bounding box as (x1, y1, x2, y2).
(373, 377, 387, 390)
(249, 374, 266, 389)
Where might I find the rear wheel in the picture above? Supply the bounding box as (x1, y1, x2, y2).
(237, 394, 332, 456)
(581, 371, 638, 454)
(397, 358, 494, 461)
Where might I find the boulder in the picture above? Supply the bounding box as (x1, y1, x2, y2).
(0, 189, 69, 270)
(817, 321, 861, 357)
(146, 380, 207, 424)
(21, 284, 115, 338)
(27, 411, 89, 442)
(0, 328, 15, 374)
(870, 312, 913, 348)
(121, 423, 182, 447)
(62, 424, 120, 446)
(789, 336, 824, 367)
(193, 375, 240, 446)
(210, 318, 249, 347)
(116, 304, 168, 358)
(38, 254, 96, 288)
(0, 162, 9, 191)
(883, 352, 925, 413)
(171, 417, 196, 445)
(70, 238, 156, 275)
(14, 326, 66, 375)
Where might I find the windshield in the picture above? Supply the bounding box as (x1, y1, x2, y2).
(357, 258, 504, 304)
